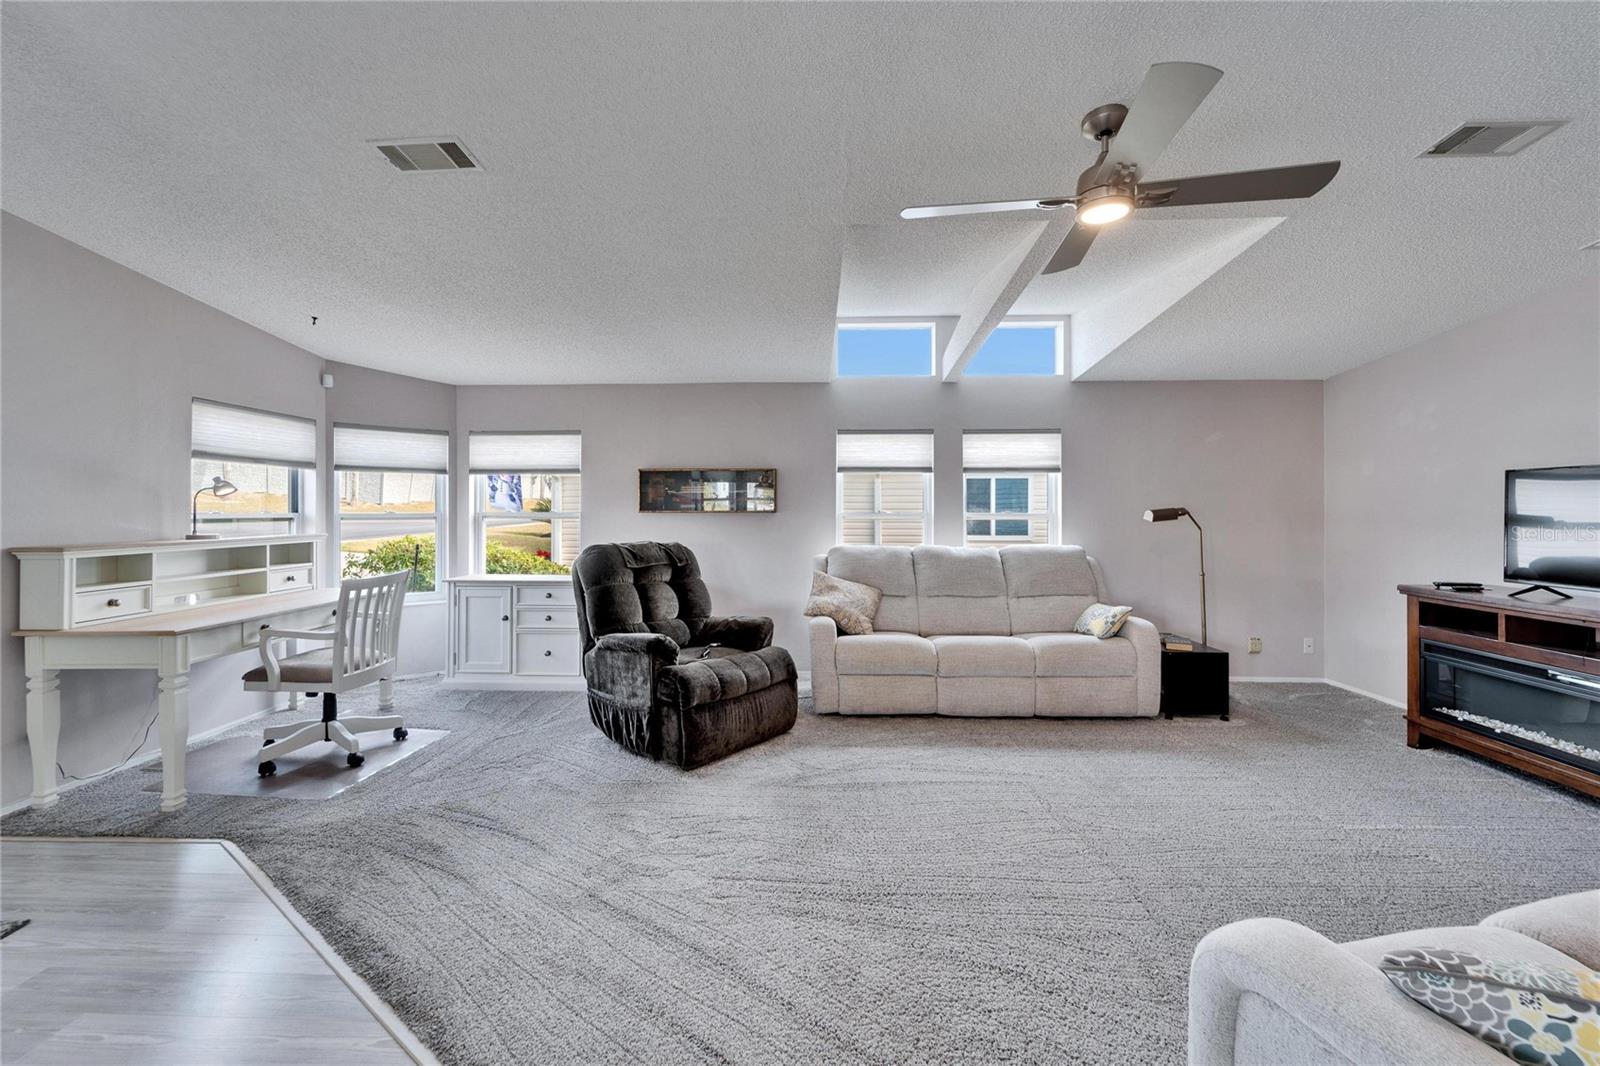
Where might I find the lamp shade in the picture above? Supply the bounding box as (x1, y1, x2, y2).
(209, 477, 238, 498)
(1144, 507, 1189, 522)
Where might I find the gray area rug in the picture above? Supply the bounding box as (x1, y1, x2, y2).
(5, 678, 1597, 1064)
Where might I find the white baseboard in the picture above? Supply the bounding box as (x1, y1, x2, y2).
(1231, 675, 1405, 709)
(1317, 676, 1406, 709)
(440, 675, 586, 692)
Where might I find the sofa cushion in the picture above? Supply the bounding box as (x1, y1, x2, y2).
(827, 546, 919, 634)
(1023, 633, 1136, 677)
(931, 635, 1035, 677)
(1343, 926, 1582, 971)
(1481, 891, 1600, 969)
(912, 546, 1011, 636)
(1379, 946, 1600, 1066)
(835, 632, 937, 676)
(803, 569, 882, 635)
(573, 541, 710, 652)
(1001, 545, 1104, 634)
(1074, 603, 1134, 638)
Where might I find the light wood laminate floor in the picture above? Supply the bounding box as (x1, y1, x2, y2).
(1, 838, 424, 1065)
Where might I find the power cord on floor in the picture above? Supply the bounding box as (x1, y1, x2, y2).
(55, 695, 161, 785)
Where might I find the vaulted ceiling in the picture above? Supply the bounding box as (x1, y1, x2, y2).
(3, 2, 1596, 384)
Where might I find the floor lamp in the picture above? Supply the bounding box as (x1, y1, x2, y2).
(1143, 507, 1206, 646)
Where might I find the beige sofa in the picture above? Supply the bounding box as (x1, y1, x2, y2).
(1189, 890, 1600, 1065)
(807, 545, 1160, 717)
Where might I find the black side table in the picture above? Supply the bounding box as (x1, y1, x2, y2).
(1160, 642, 1230, 720)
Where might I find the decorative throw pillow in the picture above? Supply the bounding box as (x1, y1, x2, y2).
(1380, 947, 1600, 1066)
(803, 570, 882, 636)
(1073, 603, 1134, 638)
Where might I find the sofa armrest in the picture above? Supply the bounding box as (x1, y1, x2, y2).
(807, 616, 839, 714)
(697, 615, 773, 652)
(1120, 616, 1162, 717)
(1190, 917, 1501, 1066)
(588, 633, 680, 707)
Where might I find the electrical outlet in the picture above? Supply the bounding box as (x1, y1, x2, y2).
(1248, 636, 1263, 654)
(1303, 637, 1315, 655)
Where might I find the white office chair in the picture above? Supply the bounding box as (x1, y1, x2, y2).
(243, 569, 411, 777)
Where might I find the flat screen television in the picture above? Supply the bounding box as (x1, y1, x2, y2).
(1504, 465, 1600, 592)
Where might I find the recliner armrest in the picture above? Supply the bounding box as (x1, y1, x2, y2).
(696, 615, 773, 652)
(588, 633, 680, 707)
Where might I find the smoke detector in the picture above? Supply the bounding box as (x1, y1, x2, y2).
(1421, 121, 1565, 158)
(374, 139, 480, 172)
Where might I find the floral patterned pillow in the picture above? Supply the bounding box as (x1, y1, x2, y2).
(1073, 603, 1134, 639)
(803, 570, 882, 636)
(1380, 947, 1600, 1066)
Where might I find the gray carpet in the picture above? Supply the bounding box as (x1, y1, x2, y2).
(4, 679, 1597, 1065)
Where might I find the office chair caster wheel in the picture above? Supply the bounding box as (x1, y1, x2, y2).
(258, 760, 276, 777)
(262, 738, 274, 746)
(393, 727, 408, 742)
(346, 752, 365, 768)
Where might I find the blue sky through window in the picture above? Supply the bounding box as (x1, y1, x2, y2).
(836, 325, 934, 377)
(965, 326, 1060, 376)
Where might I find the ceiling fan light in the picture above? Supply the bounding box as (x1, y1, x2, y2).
(1077, 192, 1134, 226)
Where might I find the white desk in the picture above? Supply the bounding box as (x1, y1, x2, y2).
(16, 587, 341, 812)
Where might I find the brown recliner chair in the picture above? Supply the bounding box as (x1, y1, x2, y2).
(572, 542, 797, 768)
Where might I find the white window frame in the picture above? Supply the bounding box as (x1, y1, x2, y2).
(334, 471, 447, 600)
(966, 320, 1066, 377)
(472, 473, 581, 573)
(836, 470, 933, 545)
(963, 471, 1059, 545)
(834, 320, 938, 378)
(189, 457, 303, 536)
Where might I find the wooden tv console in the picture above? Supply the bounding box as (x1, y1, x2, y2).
(1399, 583, 1600, 798)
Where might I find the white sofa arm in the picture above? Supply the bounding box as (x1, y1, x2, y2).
(1119, 616, 1162, 717)
(1190, 918, 1501, 1066)
(807, 616, 840, 713)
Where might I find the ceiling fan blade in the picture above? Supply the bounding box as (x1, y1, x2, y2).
(1137, 161, 1341, 208)
(1041, 223, 1098, 274)
(899, 198, 1068, 220)
(1097, 62, 1223, 180)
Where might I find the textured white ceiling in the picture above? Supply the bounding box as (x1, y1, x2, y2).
(3, 2, 1596, 384)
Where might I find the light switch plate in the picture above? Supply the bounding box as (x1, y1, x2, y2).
(1303, 637, 1315, 654)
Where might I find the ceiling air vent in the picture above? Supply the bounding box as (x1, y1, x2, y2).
(375, 140, 479, 172)
(1422, 121, 1564, 158)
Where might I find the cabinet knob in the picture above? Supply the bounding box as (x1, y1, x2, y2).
(284, 575, 295, 582)
(545, 614, 553, 621)
(544, 650, 553, 657)
(502, 614, 510, 622)
(545, 592, 554, 599)
(107, 598, 122, 607)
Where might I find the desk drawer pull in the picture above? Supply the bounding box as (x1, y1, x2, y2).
(544, 649, 552, 657)
(107, 598, 122, 607)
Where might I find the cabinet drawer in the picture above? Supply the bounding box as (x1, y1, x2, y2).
(515, 631, 580, 675)
(515, 584, 574, 607)
(516, 607, 577, 630)
(73, 585, 153, 625)
(268, 566, 314, 592)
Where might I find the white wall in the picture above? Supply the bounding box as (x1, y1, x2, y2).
(1323, 275, 1600, 704)
(0, 214, 449, 808)
(455, 377, 1327, 675)
(2, 211, 1330, 808)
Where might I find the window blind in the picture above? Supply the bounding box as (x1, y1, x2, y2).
(333, 424, 449, 474)
(962, 431, 1061, 472)
(468, 432, 581, 474)
(836, 431, 934, 472)
(191, 398, 317, 469)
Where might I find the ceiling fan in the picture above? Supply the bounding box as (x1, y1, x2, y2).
(899, 62, 1340, 274)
